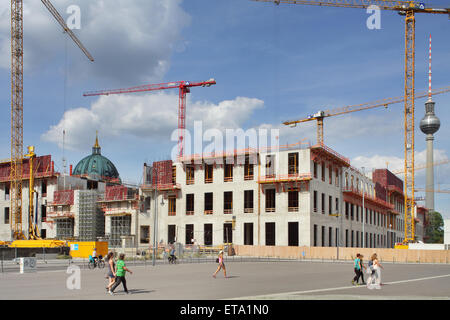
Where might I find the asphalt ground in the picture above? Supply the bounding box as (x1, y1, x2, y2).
(1, 259, 450, 300)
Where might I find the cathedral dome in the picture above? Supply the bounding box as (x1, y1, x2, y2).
(72, 133, 120, 182)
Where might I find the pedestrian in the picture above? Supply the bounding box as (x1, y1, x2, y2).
(212, 250, 227, 278)
(367, 253, 384, 290)
(105, 251, 116, 293)
(359, 254, 367, 285)
(351, 253, 362, 285)
(110, 253, 133, 295)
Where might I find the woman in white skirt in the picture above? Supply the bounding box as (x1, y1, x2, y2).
(367, 253, 384, 289)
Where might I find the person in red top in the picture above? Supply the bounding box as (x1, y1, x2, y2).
(212, 250, 227, 278)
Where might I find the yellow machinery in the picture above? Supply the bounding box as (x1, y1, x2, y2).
(67, 241, 108, 259)
(9, 240, 66, 248)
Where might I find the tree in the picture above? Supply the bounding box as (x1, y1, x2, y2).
(425, 211, 444, 243)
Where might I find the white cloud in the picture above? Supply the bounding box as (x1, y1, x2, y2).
(0, 0, 191, 83)
(41, 93, 264, 151)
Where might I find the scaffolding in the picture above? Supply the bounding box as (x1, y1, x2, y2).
(56, 218, 74, 239)
(109, 215, 131, 248)
(78, 190, 104, 241)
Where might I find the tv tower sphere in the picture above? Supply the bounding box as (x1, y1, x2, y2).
(420, 100, 440, 135)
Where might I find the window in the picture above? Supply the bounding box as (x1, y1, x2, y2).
(244, 155, 254, 180)
(265, 222, 275, 246)
(328, 196, 332, 215)
(140, 226, 150, 244)
(204, 164, 213, 183)
(313, 162, 318, 179)
(185, 224, 194, 245)
(266, 155, 276, 178)
(314, 225, 318, 246)
(244, 190, 254, 213)
(244, 223, 254, 245)
(4, 207, 9, 224)
(204, 224, 213, 246)
(224, 163, 233, 182)
(168, 195, 176, 216)
(345, 229, 348, 247)
(313, 191, 318, 212)
(41, 180, 47, 196)
(172, 166, 176, 184)
(41, 205, 46, 221)
(321, 226, 325, 246)
(224, 223, 233, 243)
(5, 184, 10, 201)
(351, 204, 354, 220)
(329, 165, 332, 184)
(186, 165, 195, 185)
(321, 193, 325, 214)
(288, 190, 299, 212)
(335, 169, 339, 187)
(288, 153, 298, 175)
(335, 198, 339, 214)
(204, 193, 213, 215)
(168, 225, 176, 244)
(186, 194, 194, 215)
(321, 162, 326, 182)
(288, 222, 299, 246)
(329, 227, 333, 247)
(265, 189, 275, 212)
(224, 191, 233, 214)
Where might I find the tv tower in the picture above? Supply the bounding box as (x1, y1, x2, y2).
(419, 35, 440, 212)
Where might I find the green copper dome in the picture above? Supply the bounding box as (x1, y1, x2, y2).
(72, 133, 120, 182)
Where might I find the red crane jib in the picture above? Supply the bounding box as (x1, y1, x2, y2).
(83, 79, 216, 158)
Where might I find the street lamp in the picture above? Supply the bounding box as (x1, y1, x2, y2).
(362, 167, 365, 249)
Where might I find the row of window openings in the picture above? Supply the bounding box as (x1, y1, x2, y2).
(167, 189, 301, 216)
(185, 153, 302, 185)
(164, 222, 298, 247)
(313, 225, 397, 248)
(2, 206, 47, 224)
(2, 181, 48, 201)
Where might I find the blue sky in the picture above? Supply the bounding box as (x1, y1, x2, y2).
(0, 0, 449, 216)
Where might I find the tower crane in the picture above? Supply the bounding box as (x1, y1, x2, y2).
(283, 85, 450, 145)
(257, 0, 450, 243)
(83, 79, 217, 159)
(392, 159, 450, 175)
(10, 0, 93, 240)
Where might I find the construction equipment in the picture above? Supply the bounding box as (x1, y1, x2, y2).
(262, 0, 450, 243)
(24, 146, 40, 240)
(283, 85, 450, 145)
(10, 0, 93, 240)
(392, 159, 450, 175)
(83, 79, 217, 159)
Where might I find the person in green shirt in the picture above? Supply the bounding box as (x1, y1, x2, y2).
(110, 253, 133, 295)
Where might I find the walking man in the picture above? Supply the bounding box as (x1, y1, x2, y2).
(110, 253, 133, 295)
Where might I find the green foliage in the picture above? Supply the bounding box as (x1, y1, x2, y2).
(425, 211, 444, 243)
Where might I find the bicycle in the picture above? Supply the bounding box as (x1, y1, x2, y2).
(88, 255, 105, 269)
(168, 255, 177, 264)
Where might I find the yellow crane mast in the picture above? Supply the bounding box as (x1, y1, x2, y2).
(10, 0, 93, 240)
(255, 0, 449, 243)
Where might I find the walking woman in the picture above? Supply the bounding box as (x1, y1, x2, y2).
(351, 253, 362, 285)
(105, 252, 116, 293)
(367, 253, 384, 289)
(212, 250, 227, 278)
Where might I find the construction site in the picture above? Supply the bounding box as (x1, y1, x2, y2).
(0, 0, 450, 270)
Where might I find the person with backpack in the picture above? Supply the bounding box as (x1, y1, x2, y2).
(110, 253, 133, 295)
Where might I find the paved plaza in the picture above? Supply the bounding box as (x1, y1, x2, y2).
(1, 259, 450, 300)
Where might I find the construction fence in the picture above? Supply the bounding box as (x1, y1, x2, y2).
(233, 245, 450, 264)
